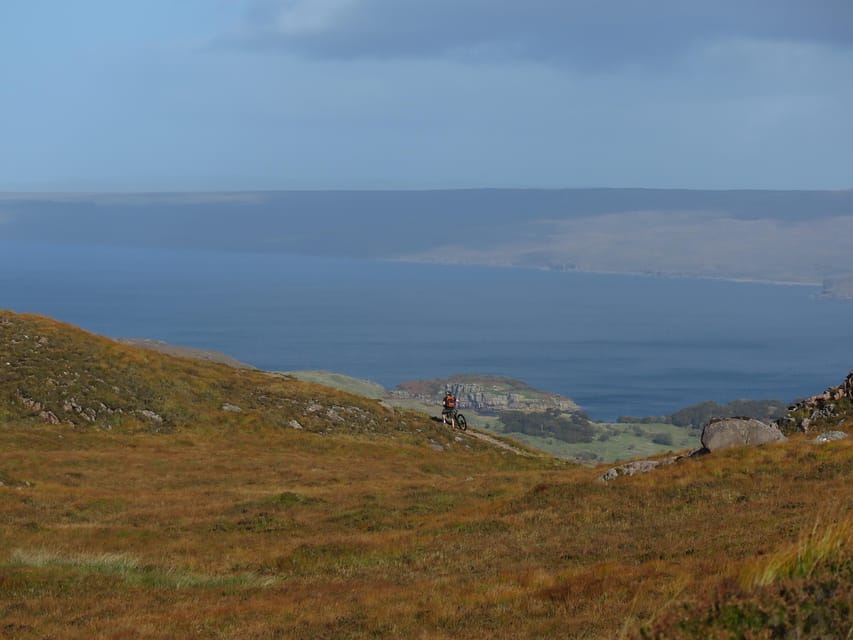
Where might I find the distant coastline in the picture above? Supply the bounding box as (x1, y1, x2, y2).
(385, 256, 825, 290)
(2, 188, 852, 293)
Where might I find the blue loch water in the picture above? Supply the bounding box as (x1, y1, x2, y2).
(2, 240, 852, 421)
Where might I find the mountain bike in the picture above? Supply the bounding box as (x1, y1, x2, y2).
(443, 408, 467, 431)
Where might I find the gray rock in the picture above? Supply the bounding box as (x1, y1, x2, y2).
(137, 410, 164, 424)
(598, 459, 664, 482)
(288, 420, 303, 430)
(814, 430, 848, 443)
(222, 403, 243, 412)
(39, 410, 60, 425)
(701, 417, 787, 452)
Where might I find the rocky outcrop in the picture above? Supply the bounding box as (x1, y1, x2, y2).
(390, 376, 578, 414)
(779, 370, 853, 432)
(452, 383, 578, 413)
(701, 417, 787, 452)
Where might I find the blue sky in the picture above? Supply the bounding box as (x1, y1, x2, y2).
(1, 1, 851, 191)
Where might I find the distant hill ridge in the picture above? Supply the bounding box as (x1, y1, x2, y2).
(4, 188, 853, 289)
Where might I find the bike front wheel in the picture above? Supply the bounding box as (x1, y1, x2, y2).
(455, 414, 467, 431)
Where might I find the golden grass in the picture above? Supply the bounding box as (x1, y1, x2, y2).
(739, 510, 852, 588)
(1, 424, 851, 639)
(2, 311, 852, 638)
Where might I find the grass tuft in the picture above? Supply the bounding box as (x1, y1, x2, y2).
(740, 512, 852, 588)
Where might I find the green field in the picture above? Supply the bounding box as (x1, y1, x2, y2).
(498, 421, 701, 462)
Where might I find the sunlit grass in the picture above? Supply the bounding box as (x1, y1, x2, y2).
(740, 511, 852, 588)
(2, 310, 852, 638)
(7, 549, 277, 589)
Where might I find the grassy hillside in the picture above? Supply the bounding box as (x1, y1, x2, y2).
(1, 311, 852, 638)
(282, 370, 387, 399)
(0, 311, 476, 447)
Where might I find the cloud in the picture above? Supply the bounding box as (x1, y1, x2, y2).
(224, 0, 853, 68)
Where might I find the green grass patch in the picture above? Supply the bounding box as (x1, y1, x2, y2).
(280, 370, 386, 399)
(6, 549, 275, 589)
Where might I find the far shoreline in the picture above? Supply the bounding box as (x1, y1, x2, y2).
(384, 256, 824, 290)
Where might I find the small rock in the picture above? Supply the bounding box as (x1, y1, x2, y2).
(222, 403, 243, 412)
(39, 411, 60, 425)
(598, 459, 663, 482)
(288, 420, 303, 430)
(814, 430, 848, 443)
(138, 410, 164, 423)
(20, 398, 43, 412)
(325, 409, 344, 422)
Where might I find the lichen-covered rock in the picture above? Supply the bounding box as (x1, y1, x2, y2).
(701, 417, 787, 452)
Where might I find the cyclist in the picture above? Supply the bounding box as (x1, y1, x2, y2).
(442, 389, 457, 427)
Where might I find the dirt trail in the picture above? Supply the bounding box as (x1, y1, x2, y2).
(464, 429, 534, 456)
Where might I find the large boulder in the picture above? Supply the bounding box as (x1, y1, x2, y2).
(701, 417, 787, 452)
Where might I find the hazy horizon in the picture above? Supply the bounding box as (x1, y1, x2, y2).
(3, 188, 852, 288)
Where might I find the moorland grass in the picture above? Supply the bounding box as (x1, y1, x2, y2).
(2, 311, 851, 638)
(1, 424, 851, 639)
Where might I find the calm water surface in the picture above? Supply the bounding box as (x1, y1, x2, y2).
(3, 240, 852, 421)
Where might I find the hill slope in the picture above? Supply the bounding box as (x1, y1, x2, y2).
(1, 310, 851, 639)
(0, 310, 550, 462)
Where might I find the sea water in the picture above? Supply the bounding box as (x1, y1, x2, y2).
(2, 240, 852, 421)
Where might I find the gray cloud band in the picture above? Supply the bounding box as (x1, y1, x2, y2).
(226, 0, 853, 65)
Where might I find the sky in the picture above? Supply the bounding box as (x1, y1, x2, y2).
(1, 1, 852, 192)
